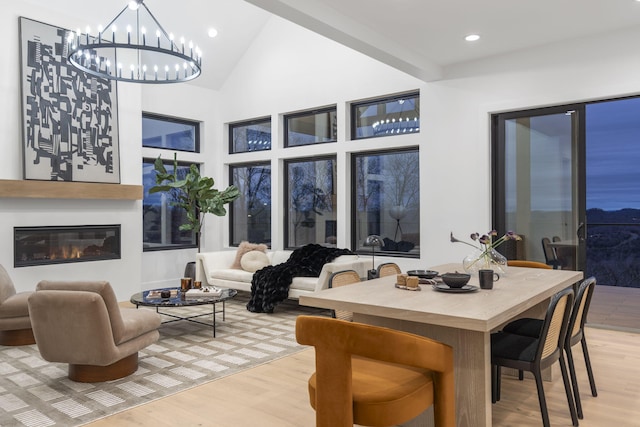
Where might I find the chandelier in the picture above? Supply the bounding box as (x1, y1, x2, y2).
(371, 99, 419, 136)
(67, 0, 202, 84)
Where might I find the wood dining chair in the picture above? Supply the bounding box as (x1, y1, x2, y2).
(376, 262, 401, 278)
(491, 287, 578, 427)
(507, 260, 552, 269)
(328, 270, 362, 322)
(296, 315, 455, 427)
(501, 277, 598, 419)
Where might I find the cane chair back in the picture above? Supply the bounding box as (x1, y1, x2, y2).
(328, 270, 361, 321)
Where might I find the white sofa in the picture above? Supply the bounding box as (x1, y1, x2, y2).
(195, 250, 370, 299)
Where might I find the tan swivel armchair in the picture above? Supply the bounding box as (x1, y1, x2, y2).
(296, 315, 455, 427)
(0, 264, 35, 346)
(28, 280, 161, 382)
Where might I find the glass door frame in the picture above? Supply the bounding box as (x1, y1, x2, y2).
(491, 103, 587, 271)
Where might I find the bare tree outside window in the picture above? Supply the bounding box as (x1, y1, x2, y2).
(230, 163, 271, 245)
(286, 158, 336, 248)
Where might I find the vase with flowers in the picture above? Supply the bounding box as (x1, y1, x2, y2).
(450, 230, 521, 275)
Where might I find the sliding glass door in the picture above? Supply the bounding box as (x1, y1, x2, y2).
(492, 105, 585, 271)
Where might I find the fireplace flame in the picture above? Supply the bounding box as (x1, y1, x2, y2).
(51, 246, 83, 260)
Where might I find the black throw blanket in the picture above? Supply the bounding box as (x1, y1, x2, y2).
(246, 244, 353, 313)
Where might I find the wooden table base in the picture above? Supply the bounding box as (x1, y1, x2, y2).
(0, 328, 36, 346)
(69, 352, 139, 383)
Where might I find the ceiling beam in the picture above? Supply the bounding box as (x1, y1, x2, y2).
(245, 0, 443, 82)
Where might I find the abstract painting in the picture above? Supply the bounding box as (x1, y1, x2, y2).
(19, 17, 120, 183)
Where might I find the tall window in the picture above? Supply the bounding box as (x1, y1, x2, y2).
(351, 92, 420, 140)
(143, 158, 198, 250)
(142, 113, 200, 251)
(142, 113, 199, 152)
(229, 117, 271, 153)
(285, 107, 337, 147)
(285, 157, 337, 248)
(352, 148, 420, 256)
(230, 163, 272, 246)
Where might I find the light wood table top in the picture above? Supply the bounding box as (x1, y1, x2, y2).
(300, 263, 584, 427)
(301, 263, 583, 332)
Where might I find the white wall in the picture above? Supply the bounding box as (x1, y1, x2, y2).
(0, 2, 145, 300)
(140, 83, 221, 289)
(219, 16, 427, 270)
(219, 18, 640, 273)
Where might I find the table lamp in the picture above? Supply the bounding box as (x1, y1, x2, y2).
(364, 234, 383, 279)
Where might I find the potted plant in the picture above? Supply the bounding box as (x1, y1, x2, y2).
(149, 154, 240, 254)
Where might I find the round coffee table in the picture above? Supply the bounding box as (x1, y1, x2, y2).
(130, 287, 237, 337)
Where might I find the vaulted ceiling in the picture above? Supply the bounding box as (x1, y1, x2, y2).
(30, 0, 640, 89)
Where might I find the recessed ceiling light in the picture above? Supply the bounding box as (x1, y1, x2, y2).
(465, 34, 480, 42)
(208, 28, 218, 38)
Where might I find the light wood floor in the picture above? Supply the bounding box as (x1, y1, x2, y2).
(87, 326, 639, 427)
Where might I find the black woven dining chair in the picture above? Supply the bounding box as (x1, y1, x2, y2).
(491, 287, 578, 427)
(502, 277, 598, 419)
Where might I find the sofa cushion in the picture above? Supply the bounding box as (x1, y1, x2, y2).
(210, 269, 254, 283)
(241, 250, 271, 273)
(333, 255, 361, 264)
(231, 242, 268, 269)
(291, 276, 318, 292)
(271, 250, 292, 265)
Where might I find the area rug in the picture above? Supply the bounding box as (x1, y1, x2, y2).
(0, 293, 327, 427)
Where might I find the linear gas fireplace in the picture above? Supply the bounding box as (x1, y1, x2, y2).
(14, 225, 121, 267)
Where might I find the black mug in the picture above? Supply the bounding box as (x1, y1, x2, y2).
(479, 269, 500, 289)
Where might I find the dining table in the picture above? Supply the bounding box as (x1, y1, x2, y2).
(299, 262, 583, 427)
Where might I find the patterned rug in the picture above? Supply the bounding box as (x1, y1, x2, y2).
(0, 293, 327, 427)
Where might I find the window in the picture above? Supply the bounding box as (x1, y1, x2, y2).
(285, 157, 337, 248)
(285, 107, 337, 147)
(351, 92, 420, 140)
(352, 148, 420, 256)
(230, 163, 272, 246)
(229, 117, 271, 153)
(143, 158, 198, 250)
(142, 113, 199, 152)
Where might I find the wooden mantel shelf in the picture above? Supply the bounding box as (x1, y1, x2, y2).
(0, 179, 143, 200)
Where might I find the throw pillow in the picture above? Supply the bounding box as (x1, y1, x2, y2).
(230, 241, 268, 269)
(240, 250, 271, 273)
